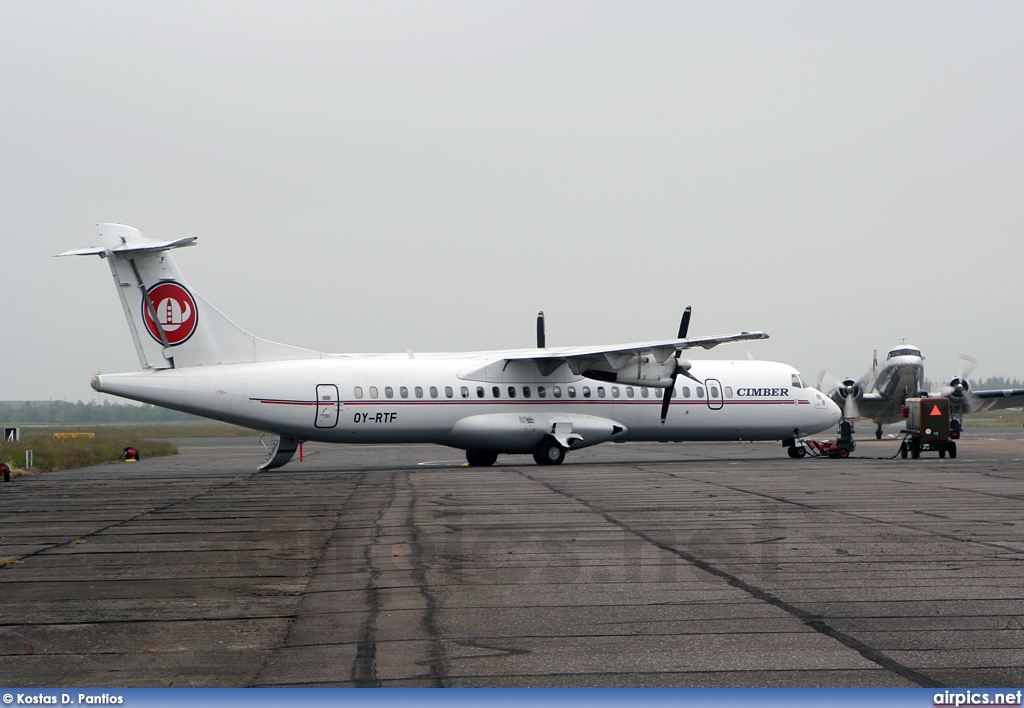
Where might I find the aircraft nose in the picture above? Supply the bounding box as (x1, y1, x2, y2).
(825, 394, 842, 424)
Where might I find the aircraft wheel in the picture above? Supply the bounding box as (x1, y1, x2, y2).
(948, 442, 957, 459)
(466, 450, 497, 467)
(838, 448, 850, 459)
(900, 442, 908, 459)
(875, 428, 883, 440)
(533, 438, 565, 466)
(788, 445, 806, 459)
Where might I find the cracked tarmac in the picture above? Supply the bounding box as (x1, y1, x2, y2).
(1, 430, 1023, 687)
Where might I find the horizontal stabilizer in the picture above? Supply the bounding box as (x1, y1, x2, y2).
(58, 237, 197, 258)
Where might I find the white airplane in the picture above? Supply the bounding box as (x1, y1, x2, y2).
(826, 344, 1024, 439)
(62, 224, 841, 469)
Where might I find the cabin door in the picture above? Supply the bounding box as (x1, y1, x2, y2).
(315, 384, 340, 428)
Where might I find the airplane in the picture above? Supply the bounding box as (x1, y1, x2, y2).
(825, 344, 1024, 439)
(61, 223, 841, 469)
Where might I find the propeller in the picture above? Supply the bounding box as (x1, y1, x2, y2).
(660, 306, 702, 424)
(941, 355, 979, 414)
(816, 369, 866, 421)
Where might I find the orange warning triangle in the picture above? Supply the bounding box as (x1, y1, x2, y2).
(929, 404, 943, 416)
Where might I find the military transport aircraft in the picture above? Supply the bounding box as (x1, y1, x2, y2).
(824, 344, 1024, 439)
(62, 224, 841, 469)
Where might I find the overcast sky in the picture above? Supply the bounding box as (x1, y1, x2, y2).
(3, 1, 1023, 402)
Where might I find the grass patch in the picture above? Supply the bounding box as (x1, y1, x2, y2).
(0, 430, 176, 473)
(0, 422, 260, 474)
(964, 410, 1024, 428)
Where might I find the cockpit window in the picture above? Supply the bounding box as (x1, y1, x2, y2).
(791, 373, 804, 389)
(887, 347, 921, 359)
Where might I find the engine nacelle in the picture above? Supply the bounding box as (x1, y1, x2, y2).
(837, 378, 863, 401)
(583, 355, 690, 388)
(947, 376, 970, 400)
(444, 412, 628, 454)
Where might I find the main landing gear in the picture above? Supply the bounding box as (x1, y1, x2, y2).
(465, 437, 568, 467)
(465, 450, 498, 467)
(876, 424, 883, 440)
(532, 437, 566, 466)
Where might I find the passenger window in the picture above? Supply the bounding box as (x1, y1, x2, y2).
(508, 386, 517, 398)
(641, 387, 649, 398)
(476, 386, 485, 398)
(445, 386, 454, 398)
(626, 387, 634, 398)
(682, 386, 691, 398)
(354, 386, 363, 399)
(523, 386, 532, 398)
(400, 386, 409, 399)
(568, 386, 576, 398)
(724, 386, 733, 398)
(538, 386, 546, 398)
(612, 387, 620, 398)
(415, 386, 423, 398)
(385, 386, 394, 399)
(370, 386, 379, 399)
(429, 386, 438, 398)
(696, 386, 704, 398)
(597, 387, 606, 398)
(460, 386, 469, 398)
(583, 386, 591, 398)
(492, 386, 501, 398)
(710, 386, 720, 398)
(553, 386, 562, 398)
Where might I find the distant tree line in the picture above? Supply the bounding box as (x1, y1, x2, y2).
(0, 400, 201, 424)
(973, 376, 1024, 390)
(922, 376, 1024, 392)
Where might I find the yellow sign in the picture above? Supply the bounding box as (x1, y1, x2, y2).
(53, 432, 95, 439)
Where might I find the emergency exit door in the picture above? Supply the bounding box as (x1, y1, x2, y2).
(705, 378, 724, 410)
(315, 384, 340, 428)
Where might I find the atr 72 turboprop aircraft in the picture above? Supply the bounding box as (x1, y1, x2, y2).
(827, 344, 1024, 439)
(62, 224, 840, 469)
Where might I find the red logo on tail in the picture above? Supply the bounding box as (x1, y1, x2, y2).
(142, 282, 198, 346)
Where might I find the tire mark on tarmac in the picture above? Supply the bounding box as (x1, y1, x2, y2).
(403, 473, 445, 687)
(350, 473, 395, 688)
(521, 468, 945, 689)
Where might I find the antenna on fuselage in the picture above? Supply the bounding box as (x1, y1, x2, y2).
(537, 311, 546, 348)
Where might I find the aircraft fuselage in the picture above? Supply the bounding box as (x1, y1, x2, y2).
(94, 357, 839, 454)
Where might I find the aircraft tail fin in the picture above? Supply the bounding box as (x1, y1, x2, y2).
(60, 223, 322, 370)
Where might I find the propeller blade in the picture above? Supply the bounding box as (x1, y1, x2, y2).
(843, 394, 859, 420)
(677, 306, 692, 339)
(677, 359, 702, 384)
(660, 380, 675, 423)
(662, 307, 693, 423)
(958, 354, 977, 381)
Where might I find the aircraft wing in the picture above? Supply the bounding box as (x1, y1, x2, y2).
(842, 392, 902, 423)
(502, 331, 768, 378)
(969, 388, 1024, 413)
